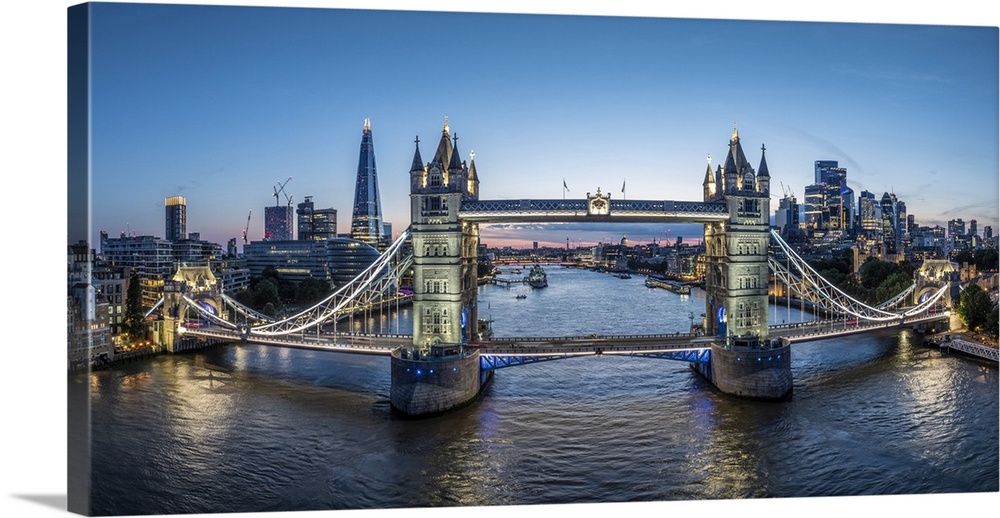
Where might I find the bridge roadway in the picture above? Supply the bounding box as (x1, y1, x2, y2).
(180, 312, 948, 359)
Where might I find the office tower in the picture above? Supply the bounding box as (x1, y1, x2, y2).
(804, 161, 852, 232)
(815, 160, 843, 185)
(298, 196, 338, 241)
(858, 190, 882, 240)
(827, 180, 854, 232)
(350, 118, 385, 247)
(880, 192, 897, 253)
(895, 200, 906, 252)
(312, 208, 338, 240)
(803, 184, 826, 230)
(165, 195, 186, 241)
(775, 194, 799, 238)
(969, 219, 978, 238)
(297, 196, 314, 240)
(948, 219, 966, 238)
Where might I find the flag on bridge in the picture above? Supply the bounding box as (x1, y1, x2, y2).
(621, 179, 626, 198)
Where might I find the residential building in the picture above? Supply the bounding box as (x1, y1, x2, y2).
(264, 204, 294, 241)
(164, 195, 186, 241)
(67, 241, 113, 371)
(101, 235, 174, 309)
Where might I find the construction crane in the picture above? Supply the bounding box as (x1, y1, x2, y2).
(273, 176, 292, 207)
(242, 210, 252, 244)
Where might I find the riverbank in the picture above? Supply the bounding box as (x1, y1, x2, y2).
(68, 339, 234, 374)
(69, 346, 161, 374)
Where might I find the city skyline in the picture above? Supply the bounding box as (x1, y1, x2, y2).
(79, 2, 998, 250)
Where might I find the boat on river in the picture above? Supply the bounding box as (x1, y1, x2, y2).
(528, 264, 548, 288)
(644, 276, 690, 294)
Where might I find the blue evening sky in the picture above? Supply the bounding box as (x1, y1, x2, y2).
(77, 2, 996, 249)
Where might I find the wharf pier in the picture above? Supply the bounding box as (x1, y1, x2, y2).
(925, 332, 999, 363)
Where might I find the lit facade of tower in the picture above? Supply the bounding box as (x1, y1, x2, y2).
(696, 127, 792, 401)
(350, 118, 385, 248)
(702, 128, 770, 341)
(408, 118, 480, 348)
(165, 196, 186, 242)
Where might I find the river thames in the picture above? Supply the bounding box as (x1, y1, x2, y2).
(78, 266, 998, 515)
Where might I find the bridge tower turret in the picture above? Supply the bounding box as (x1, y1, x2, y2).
(697, 127, 791, 399)
(392, 118, 487, 416)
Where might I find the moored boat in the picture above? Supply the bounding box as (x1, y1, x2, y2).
(527, 264, 548, 288)
(644, 276, 690, 294)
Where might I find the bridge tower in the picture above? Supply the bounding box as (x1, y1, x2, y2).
(697, 127, 792, 399)
(390, 119, 488, 416)
(913, 259, 960, 309)
(159, 265, 226, 352)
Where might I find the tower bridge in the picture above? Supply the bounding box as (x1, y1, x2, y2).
(162, 122, 956, 417)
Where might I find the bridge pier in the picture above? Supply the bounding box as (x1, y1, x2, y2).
(692, 340, 792, 400)
(390, 346, 492, 417)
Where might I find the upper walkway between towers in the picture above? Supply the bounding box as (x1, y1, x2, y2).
(457, 197, 730, 223)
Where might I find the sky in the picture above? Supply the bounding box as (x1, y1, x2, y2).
(75, 1, 999, 250)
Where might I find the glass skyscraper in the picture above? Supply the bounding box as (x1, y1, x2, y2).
(350, 118, 385, 248)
